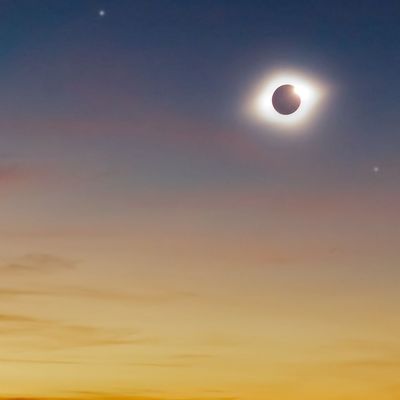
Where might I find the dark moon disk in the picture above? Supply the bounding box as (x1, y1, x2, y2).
(272, 84, 301, 115)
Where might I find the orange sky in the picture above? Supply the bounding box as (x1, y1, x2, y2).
(1, 1, 400, 398)
(1, 180, 400, 399)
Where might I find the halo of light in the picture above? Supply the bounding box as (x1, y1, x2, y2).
(246, 70, 326, 131)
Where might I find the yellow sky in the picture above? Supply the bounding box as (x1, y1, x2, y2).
(1, 184, 399, 400)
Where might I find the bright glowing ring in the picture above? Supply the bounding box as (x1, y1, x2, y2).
(248, 70, 325, 130)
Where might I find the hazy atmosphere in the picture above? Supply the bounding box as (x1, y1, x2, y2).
(0, 1, 400, 399)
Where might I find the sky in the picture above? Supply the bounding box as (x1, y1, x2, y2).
(0, 1, 400, 399)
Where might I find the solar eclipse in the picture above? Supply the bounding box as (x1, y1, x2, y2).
(246, 70, 325, 131)
(272, 84, 301, 115)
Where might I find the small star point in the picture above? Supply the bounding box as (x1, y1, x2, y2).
(373, 166, 380, 174)
(98, 9, 106, 17)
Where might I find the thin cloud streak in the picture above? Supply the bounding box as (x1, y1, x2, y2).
(0, 253, 76, 275)
(0, 312, 152, 350)
(0, 396, 238, 400)
(0, 284, 198, 305)
(0, 358, 80, 365)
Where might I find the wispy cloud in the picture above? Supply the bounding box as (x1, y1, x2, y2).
(126, 354, 214, 368)
(0, 283, 197, 307)
(53, 286, 198, 304)
(0, 312, 151, 350)
(0, 313, 43, 323)
(0, 288, 50, 298)
(0, 395, 238, 400)
(0, 253, 76, 275)
(334, 358, 400, 369)
(0, 358, 80, 365)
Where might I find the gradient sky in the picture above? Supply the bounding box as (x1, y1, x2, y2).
(1, 1, 400, 399)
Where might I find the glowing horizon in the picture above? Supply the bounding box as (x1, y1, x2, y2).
(0, 1, 399, 400)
